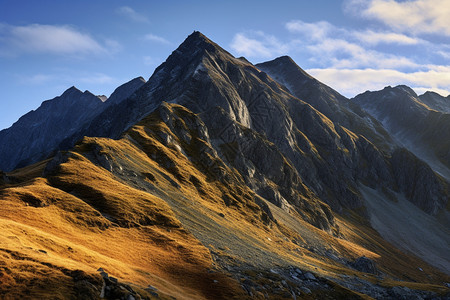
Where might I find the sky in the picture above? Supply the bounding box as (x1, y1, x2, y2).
(1, 0, 449, 130)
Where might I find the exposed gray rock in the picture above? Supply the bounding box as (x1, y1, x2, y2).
(351, 256, 377, 274)
(419, 91, 450, 113)
(43, 151, 70, 176)
(353, 85, 450, 172)
(390, 148, 448, 215)
(304, 272, 317, 281)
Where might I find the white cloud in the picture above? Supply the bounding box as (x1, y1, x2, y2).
(286, 20, 335, 41)
(0, 24, 112, 57)
(307, 38, 419, 69)
(116, 6, 149, 23)
(307, 67, 450, 97)
(286, 19, 421, 46)
(143, 34, 170, 45)
(230, 32, 288, 58)
(352, 30, 421, 45)
(345, 0, 450, 36)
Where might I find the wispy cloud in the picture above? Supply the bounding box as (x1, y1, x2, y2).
(352, 30, 421, 45)
(143, 34, 170, 45)
(286, 20, 335, 41)
(230, 31, 289, 58)
(286, 19, 421, 46)
(307, 67, 450, 97)
(345, 0, 450, 36)
(116, 6, 149, 23)
(0, 24, 115, 57)
(28, 74, 54, 85)
(306, 38, 419, 69)
(231, 14, 449, 97)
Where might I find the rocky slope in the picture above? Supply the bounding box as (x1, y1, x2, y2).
(353, 85, 450, 177)
(256, 56, 395, 152)
(0, 77, 146, 172)
(419, 91, 450, 113)
(59, 32, 448, 223)
(1, 102, 449, 299)
(0, 31, 449, 299)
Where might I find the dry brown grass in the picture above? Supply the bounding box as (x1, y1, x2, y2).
(1, 103, 448, 299)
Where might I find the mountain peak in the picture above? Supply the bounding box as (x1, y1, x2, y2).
(172, 31, 232, 60)
(394, 85, 417, 97)
(62, 86, 83, 97)
(257, 56, 313, 81)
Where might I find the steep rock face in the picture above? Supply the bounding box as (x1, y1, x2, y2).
(105, 76, 146, 105)
(0, 87, 104, 171)
(2, 32, 448, 230)
(54, 32, 425, 231)
(256, 56, 395, 152)
(58, 76, 146, 150)
(0, 77, 146, 172)
(390, 148, 448, 215)
(353, 85, 450, 172)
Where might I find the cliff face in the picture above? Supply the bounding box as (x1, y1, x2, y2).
(0, 31, 449, 299)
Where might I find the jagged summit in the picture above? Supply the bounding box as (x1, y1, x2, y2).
(257, 55, 395, 151)
(257, 55, 314, 82)
(419, 90, 450, 113)
(1, 31, 450, 299)
(62, 86, 83, 95)
(394, 85, 417, 97)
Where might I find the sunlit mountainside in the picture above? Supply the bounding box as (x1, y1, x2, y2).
(0, 32, 449, 300)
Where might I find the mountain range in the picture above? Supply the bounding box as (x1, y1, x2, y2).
(0, 31, 449, 299)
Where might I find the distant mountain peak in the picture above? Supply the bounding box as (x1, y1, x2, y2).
(62, 86, 83, 96)
(394, 85, 417, 97)
(257, 56, 314, 82)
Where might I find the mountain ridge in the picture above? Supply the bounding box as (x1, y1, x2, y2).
(1, 31, 449, 299)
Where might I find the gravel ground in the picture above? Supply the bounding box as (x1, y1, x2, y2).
(360, 184, 450, 275)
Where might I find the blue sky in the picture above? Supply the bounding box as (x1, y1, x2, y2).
(1, 0, 449, 130)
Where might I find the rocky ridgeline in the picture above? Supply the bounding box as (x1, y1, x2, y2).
(353, 85, 450, 171)
(0, 77, 145, 172)
(2, 31, 448, 232)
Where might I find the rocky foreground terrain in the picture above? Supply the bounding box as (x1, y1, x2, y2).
(0, 32, 449, 299)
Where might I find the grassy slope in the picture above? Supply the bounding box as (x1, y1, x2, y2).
(1, 103, 449, 299)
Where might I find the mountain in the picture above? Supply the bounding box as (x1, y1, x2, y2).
(353, 85, 450, 180)
(1, 32, 449, 299)
(0, 77, 146, 172)
(256, 56, 395, 151)
(419, 91, 450, 113)
(0, 87, 104, 171)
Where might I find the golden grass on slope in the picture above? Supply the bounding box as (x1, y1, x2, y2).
(48, 152, 181, 228)
(0, 199, 245, 299)
(6, 159, 51, 183)
(1, 101, 448, 299)
(0, 139, 249, 299)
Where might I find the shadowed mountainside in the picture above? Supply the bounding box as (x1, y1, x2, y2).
(0, 31, 449, 299)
